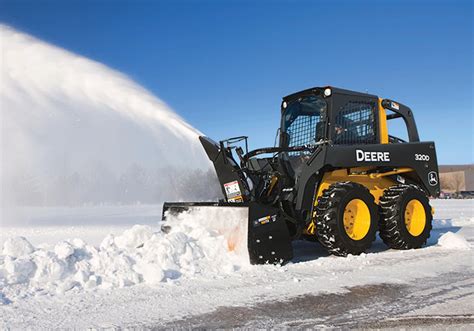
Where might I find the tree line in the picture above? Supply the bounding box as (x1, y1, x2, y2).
(3, 164, 222, 206)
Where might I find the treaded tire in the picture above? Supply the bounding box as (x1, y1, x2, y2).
(379, 184, 432, 249)
(315, 182, 378, 256)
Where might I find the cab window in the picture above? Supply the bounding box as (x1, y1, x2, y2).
(282, 95, 327, 148)
(334, 101, 376, 145)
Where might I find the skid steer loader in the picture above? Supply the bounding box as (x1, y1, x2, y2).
(162, 86, 440, 264)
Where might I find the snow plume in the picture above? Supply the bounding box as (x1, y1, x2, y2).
(0, 25, 220, 217)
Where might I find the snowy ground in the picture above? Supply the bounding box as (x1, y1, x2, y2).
(1, 204, 161, 247)
(0, 199, 473, 329)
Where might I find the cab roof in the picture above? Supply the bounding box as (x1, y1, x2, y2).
(282, 86, 378, 101)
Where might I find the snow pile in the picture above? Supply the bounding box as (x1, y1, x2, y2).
(437, 232, 471, 250)
(0, 210, 250, 303)
(2, 237, 34, 257)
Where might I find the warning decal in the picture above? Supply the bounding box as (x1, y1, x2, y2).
(253, 214, 277, 227)
(224, 181, 243, 202)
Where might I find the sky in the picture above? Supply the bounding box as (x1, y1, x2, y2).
(0, 0, 472, 164)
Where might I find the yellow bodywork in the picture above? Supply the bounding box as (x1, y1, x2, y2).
(378, 98, 389, 144)
(315, 168, 400, 204)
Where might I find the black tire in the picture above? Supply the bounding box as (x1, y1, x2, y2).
(379, 184, 432, 249)
(315, 182, 378, 256)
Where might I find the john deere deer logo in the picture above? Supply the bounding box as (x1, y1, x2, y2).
(428, 172, 438, 186)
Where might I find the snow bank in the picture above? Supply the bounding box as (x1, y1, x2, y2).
(437, 232, 471, 250)
(0, 210, 250, 303)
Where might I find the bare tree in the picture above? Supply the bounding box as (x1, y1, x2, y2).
(452, 172, 465, 192)
(440, 173, 456, 191)
(440, 171, 465, 193)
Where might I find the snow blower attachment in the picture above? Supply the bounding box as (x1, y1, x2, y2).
(162, 202, 293, 264)
(163, 86, 440, 265)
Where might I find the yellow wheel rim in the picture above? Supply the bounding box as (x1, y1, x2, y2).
(343, 199, 371, 240)
(404, 199, 426, 236)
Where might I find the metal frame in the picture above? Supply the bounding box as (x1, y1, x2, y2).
(381, 99, 420, 142)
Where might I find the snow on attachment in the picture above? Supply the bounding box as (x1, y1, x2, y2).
(164, 206, 251, 260)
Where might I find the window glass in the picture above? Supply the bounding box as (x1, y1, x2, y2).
(334, 101, 376, 145)
(283, 95, 327, 148)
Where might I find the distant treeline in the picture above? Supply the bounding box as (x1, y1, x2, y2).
(3, 165, 222, 206)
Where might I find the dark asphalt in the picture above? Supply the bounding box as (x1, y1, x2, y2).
(154, 272, 473, 329)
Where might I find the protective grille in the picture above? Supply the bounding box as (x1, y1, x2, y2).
(287, 115, 321, 147)
(334, 101, 376, 145)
